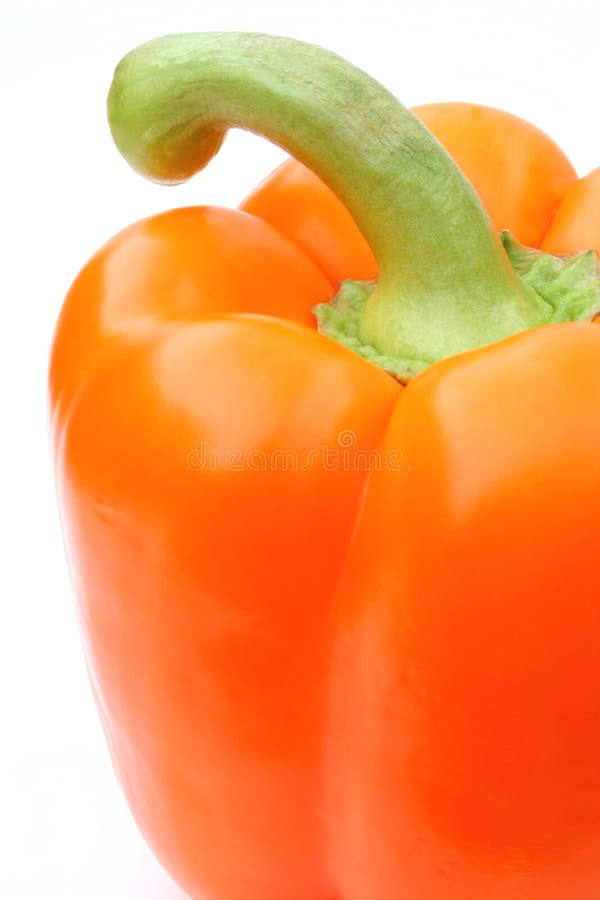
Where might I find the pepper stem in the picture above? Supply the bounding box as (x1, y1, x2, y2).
(107, 33, 558, 369)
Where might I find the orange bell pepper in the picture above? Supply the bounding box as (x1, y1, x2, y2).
(50, 32, 600, 900)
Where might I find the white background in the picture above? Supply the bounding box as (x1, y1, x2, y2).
(2, 0, 599, 897)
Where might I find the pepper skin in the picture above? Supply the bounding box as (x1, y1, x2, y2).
(50, 32, 600, 900)
(328, 322, 600, 900)
(541, 167, 600, 258)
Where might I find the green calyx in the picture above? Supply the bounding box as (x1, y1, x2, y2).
(316, 234, 600, 381)
(108, 33, 600, 380)
(314, 279, 431, 381)
(500, 233, 600, 323)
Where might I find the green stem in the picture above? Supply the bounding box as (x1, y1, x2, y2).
(108, 33, 551, 367)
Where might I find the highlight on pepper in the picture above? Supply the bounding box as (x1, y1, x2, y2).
(49, 31, 600, 900)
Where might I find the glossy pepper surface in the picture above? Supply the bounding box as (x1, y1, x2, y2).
(50, 32, 600, 900)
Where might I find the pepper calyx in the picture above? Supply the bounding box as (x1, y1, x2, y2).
(501, 232, 600, 324)
(314, 280, 431, 382)
(316, 235, 600, 382)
